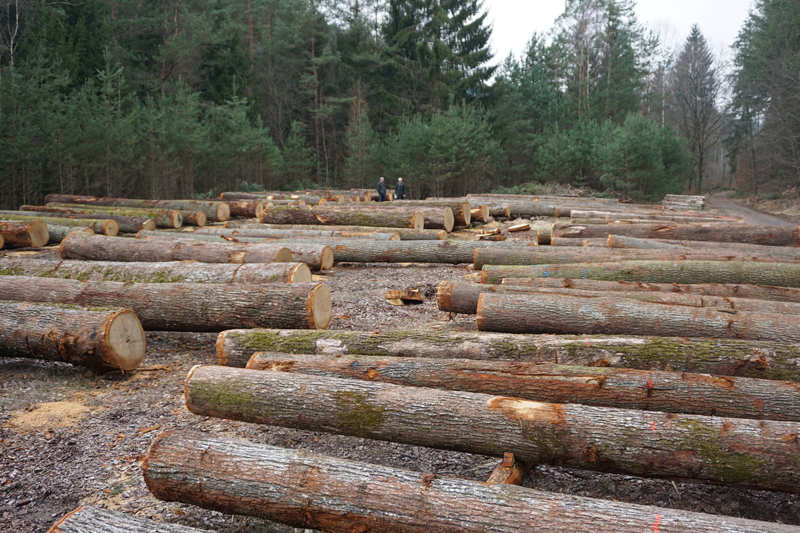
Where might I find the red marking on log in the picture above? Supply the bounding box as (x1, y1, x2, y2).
(652, 514, 661, 532)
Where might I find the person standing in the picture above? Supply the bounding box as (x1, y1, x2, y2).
(394, 177, 406, 200)
(377, 176, 387, 202)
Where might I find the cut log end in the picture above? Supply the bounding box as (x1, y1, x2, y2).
(273, 248, 294, 263)
(105, 310, 147, 371)
(142, 219, 156, 231)
(29, 220, 50, 247)
(321, 245, 334, 269)
(411, 212, 424, 230)
(288, 263, 313, 283)
(308, 284, 332, 330)
(254, 203, 264, 219)
(216, 203, 231, 222)
(171, 212, 183, 228)
(102, 220, 120, 237)
(444, 207, 455, 232)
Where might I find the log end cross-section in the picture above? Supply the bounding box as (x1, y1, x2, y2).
(105, 309, 147, 371)
(308, 284, 332, 330)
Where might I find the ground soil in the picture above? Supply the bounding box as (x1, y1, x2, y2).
(2, 216, 800, 532)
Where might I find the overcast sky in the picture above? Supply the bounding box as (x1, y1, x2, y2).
(484, 0, 756, 64)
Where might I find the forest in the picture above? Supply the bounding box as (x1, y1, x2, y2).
(0, 0, 797, 209)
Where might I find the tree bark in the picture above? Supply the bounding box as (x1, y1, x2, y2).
(60, 232, 294, 264)
(215, 329, 800, 382)
(575, 217, 739, 225)
(311, 205, 425, 230)
(136, 232, 333, 270)
(0, 301, 145, 372)
(245, 353, 800, 421)
(226, 222, 445, 240)
(50, 506, 209, 533)
(470, 205, 491, 223)
(395, 201, 470, 226)
(18, 206, 156, 232)
(43, 194, 230, 222)
(145, 431, 800, 533)
(473, 247, 800, 270)
(0, 220, 49, 247)
(609, 235, 800, 258)
(500, 277, 800, 303)
(0, 257, 311, 284)
(42, 202, 184, 228)
(553, 223, 800, 246)
(307, 240, 536, 264)
(570, 209, 742, 223)
(480, 261, 800, 287)
(476, 292, 800, 343)
(550, 237, 605, 246)
(195, 227, 400, 240)
(224, 200, 263, 219)
(46, 226, 94, 244)
(258, 205, 321, 225)
(0, 277, 331, 331)
(184, 367, 800, 492)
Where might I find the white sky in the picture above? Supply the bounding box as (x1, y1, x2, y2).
(485, 0, 756, 64)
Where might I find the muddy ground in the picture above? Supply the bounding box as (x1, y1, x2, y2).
(2, 218, 800, 531)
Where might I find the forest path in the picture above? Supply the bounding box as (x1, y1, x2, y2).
(706, 191, 796, 226)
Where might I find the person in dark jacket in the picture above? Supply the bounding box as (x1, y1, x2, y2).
(377, 176, 387, 202)
(394, 177, 406, 199)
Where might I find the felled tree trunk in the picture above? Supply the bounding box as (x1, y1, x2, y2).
(136, 232, 334, 270)
(196, 227, 399, 240)
(608, 235, 800, 261)
(0, 301, 145, 372)
(60, 232, 294, 264)
(470, 205, 491, 223)
(473, 247, 800, 270)
(0, 214, 118, 236)
(395, 201, 470, 226)
(0, 220, 49, 247)
(245, 353, 800, 421)
(184, 367, 800, 492)
(480, 261, 800, 287)
(18, 206, 156, 232)
(43, 194, 230, 222)
(500, 277, 800, 303)
(476, 291, 800, 343)
(0, 257, 311, 284)
(316, 240, 536, 264)
(0, 276, 331, 331)
(226, 222, 445, 240)
(42, 203, 182, 228)
(145, 430, 797, 533)
(224, 200, 263, 218)
(215, 329, 800, 382)
(553, 223, 800, 246)
(570, 210, 740, 223)
(50, 506, 210, 533)
(258, 205, 321, 225)
(45, 226, 94, 243)
(312, 205, 425, 229)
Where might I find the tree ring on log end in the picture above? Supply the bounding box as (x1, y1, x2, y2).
(321, 246, 334, 269)
(308, 284, 332, 330)
(411, 212, 424, 230)
(274, 248, 294, 262)
(288, 263, 312, 283)
(106, 310, 146, 371)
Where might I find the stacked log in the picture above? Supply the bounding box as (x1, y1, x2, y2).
(135, 232, 333, 270)
(183, 367, 800, 492)
(0, 257, 311, 284)
(607, 234, 800, 256)
(60, 232, 294, 265)
(46, 226, 94, 244)
(225, 222, 446, 240)
(309, 204, 425, 229)
(195, 227, 400, 240)
(258, 204, 321, 225)
(552, 222, 800, 246)
(475, 291, 800, 343)
(0, 220, 49, 248)
(40, 203, 184, 228)
(480, 261, 800, 287)
(223, 200, 263, 218)
(17, 206, 156, 232)
(0, 214, 117, 236)
(0, 301, 145, 372)
(308, 239, 537, 264)
(42, 194, 230, 222)
(570, 209, 741, 223)
(144, 430, 799, 532)
(245, 353, 800, 421)
(663, 194, 705, 209)
(49, 506, 210, 533)
(0, 276, 332, 331)
(396, 200, 471, 226)
(215, 329, 800, 381)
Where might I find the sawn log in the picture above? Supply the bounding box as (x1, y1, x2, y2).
(552, 223, 800, 246)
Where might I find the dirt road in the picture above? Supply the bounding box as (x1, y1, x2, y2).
(707, 192, 797, 225)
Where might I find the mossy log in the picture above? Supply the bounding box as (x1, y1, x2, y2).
(500, 277, 800, 303)
(246, 353, 800, 421)
(0, 257, 311, 284)
(42, 194, 230, 222)
(316, 239, 537, 264)
(46, 226, 94, 244)
(225, 200, 263, 218)
(215, 329, 800, 382)
(570, 210, 739, 223)
(473, 247, 800, 270)
(476, 292, 800, 343)
(145, 430, 799, 533)
(135, 232, 333, 270)
(59, 232, 293, 264)
(258, 205, 321, 225)
(49, 506, 211, 533)
(0, 220, 49, 247)
(311, 205, 425, 229)
(226, 222, 445, 239)
(480, 261, 800, 287)
(195, 227, 399, 240)
(18, 206, 156, 232)
(439, 281, 800, 315)
(609, 235, 800, 261)
(41, 203, 183, 228)
(0, 214, 118, 236)
(0, 301, 145, 372)
(184, 367, 800, 493)
(552, 223, 800, 246)
(0, 276, 331, 331)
